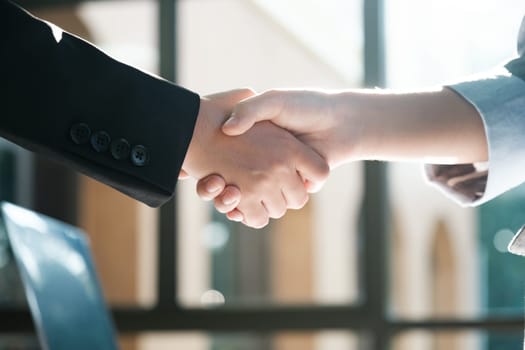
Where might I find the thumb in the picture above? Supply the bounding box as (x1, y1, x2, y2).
(222, 90, 283, 136)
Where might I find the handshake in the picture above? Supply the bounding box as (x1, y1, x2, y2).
(179, 86, 487, 228)
(180, 88, 355, 229)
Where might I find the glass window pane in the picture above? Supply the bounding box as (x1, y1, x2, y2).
(385, 0, 525, 319)
(385, 0, 524, 88)
(176, 0, 364, 307)
(77, 0, 159, 74)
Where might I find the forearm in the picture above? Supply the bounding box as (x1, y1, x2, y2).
(334, 87, 488, 164)
(1, 1, 200, 206)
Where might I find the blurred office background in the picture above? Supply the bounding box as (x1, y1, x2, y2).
(1, 0, 525, 349)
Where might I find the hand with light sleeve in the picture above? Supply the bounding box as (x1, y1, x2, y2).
(181, 89, 329, 228)
(198, 87, 488, 221)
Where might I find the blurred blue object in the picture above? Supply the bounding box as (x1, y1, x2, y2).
(0, 202, 118, 350)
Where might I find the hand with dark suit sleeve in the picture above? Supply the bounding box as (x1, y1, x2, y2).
(0, 1, 330, 228)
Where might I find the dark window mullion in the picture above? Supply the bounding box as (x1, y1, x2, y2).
(362, 0, 388, 349)
(1, 308, 523, 333)
(157, 0, 178, 307)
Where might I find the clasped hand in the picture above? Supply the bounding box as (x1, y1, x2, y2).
(181, 86, 489, 228)
(181, 89, 335, 228)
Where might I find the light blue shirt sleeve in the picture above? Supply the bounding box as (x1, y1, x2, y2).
(425, 16, 525, 206)
(425, 67, 525, 206)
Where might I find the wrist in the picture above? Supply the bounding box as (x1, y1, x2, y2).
(182, 97, 212, 177)
(330, 91, 377, 163)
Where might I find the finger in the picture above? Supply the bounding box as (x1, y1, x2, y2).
(282, 178, 310, 210)
(196, 174, 227, 201)
(304, 179, 322, 193)
(222, 90, 284, 136)
(243, 215, 269, 229)
(261, 191, 287, 219)
(178, 169, 189, 179)
(213, 186, 241, 213)
(294, 143, 330, 193)
(226, 209, 244, 222)
(238, 200, 270, 229)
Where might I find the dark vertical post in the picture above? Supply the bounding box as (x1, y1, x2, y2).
(362, 0, 388, 349)
(157, 0, 178, 307)
(364, 0, 386, 87)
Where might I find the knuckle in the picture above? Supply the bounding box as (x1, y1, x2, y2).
(318, 161, 330, 179)
(197, 187, 212, 200)
(256, 172, 273, 188)
(251, 216, 269, 229)
(288, 201, 301, 210)
(271, 153, 291, 173)
(223, 187, 240, 203)
(227, 210, 244, 222)
(288, 193, 309, 210)
(242, 87, 256, 95)
(213, 199, 230, 214)
(256, 221, 269, 229)
(307, 158, 330, 183)
(274, 207, 287, 219)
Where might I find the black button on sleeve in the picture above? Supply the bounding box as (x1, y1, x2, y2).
(110, 138, 131, 160)
(70, 123, 91, 145)
(90, 131, 111, 153)
(131, 145, 149, 167)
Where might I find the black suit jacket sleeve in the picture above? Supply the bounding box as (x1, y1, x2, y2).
(0, 1, 200, 207)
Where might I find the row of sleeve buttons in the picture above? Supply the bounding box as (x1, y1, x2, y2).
(70, 123, 149, 167)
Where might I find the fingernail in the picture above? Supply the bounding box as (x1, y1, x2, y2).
(230, 214, 243, 222)
(222, 196, 236, 205)
(205, 180, 221, 193)
(223, 114, 237, 128)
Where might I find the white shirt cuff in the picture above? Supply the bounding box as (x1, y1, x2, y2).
(425, 67, 525, 206)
